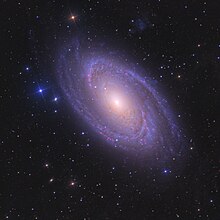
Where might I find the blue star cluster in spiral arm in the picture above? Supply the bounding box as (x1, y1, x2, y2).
(57, 40, 184, 160)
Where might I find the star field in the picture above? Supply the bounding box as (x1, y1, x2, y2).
(1, 0, 219, 219)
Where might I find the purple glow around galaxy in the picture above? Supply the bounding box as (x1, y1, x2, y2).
(57, 39, 185, 163)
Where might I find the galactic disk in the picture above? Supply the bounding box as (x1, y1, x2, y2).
(57, 40, 184, 159)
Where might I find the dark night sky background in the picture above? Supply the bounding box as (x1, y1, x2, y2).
(1, 0, 219, 219)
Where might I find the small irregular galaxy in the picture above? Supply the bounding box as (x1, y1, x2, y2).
(57, 40, 184, 162)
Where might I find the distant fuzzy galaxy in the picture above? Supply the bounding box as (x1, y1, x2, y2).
(57, 40, 184, 160)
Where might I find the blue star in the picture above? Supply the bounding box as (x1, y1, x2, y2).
(36, 86, 45, 95)
(163, 169, 171, 174)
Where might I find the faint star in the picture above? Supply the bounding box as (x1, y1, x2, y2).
(69, 181, 76, 187)
(163, 169, 171, 174)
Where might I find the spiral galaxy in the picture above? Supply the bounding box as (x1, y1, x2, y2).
(57, 40, 184, 161)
